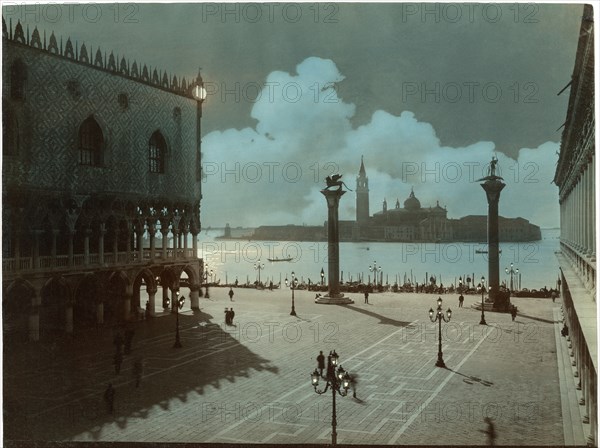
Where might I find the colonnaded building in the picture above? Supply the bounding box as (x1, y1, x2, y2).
(2, 19, 206, 342)
(553, 4, 597, 445)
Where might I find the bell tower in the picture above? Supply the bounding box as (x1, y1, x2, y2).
(356, 156, 370, 223)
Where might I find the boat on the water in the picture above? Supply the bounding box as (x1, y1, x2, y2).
(267, 257, 293, 262)
(475, 249, 502, 254)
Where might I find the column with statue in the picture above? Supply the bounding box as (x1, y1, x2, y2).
(478, 156, 510, 311)
(316, 174, 354, 305)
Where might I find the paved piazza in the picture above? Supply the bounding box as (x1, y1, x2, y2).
(5, 288, 568, 445)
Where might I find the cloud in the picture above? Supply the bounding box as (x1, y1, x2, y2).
(202, 57, 559, 229)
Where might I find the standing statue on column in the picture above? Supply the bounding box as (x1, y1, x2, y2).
(477, 156, 503, 182)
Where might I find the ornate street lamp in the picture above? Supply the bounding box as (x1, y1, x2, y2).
(480, 276, 487, 325)
(505, 262, 519, 293)
(458, 276, 463, 293)
(203, 265, 213, 299)
(428, 297, 452, 368)
(255, 260, 265, 286)
(369, 261, 382, 286)
(321, 267, 325, 286)
(285, 272, 299, 316)
(167, 290, 186, 348)
(311, 350, 352, 445)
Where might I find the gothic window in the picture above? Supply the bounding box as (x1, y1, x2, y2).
(148, 131, 166, 174)
(118, 93, 129, 110)
(79, 117, 104, 166)
(10, 59, 27, 100)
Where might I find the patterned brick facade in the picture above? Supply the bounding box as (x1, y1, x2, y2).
(2, 19, 206, 342)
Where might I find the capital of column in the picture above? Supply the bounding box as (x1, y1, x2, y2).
(480, 179, 506, 204)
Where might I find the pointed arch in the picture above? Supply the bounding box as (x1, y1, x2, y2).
(149, 130, 167, 174)
(78, 116, 104, 166)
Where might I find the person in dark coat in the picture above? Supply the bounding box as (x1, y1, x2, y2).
(114, 351, 123, 374)
(481, 417, 497, 446)
(133, 358, 143, 388)
(228, 288, 235, 301)
(510, 306, 517, 321)
(317, 351, 325, 377)
(124, 328, 135, 354)
(224, 308, 230, 325)
(113, 332, 124, 353)
(104, 383, 115, 414)
(458, 294, 464, 308)
(229, 308, 235, 325)
(364, 291, 369, 304)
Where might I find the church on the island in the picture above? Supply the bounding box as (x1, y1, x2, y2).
(338, 157, 540, 243)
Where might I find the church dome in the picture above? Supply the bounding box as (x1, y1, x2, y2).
(404, 188, 421, 210)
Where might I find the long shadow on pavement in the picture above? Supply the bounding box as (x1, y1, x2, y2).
(4, 309, 279, 442)
(444, 367, 494, 387)
(341, 304, 414, 327)
(515, 313, 555, 324)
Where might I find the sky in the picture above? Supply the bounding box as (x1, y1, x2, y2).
(3, 2, 584, 228)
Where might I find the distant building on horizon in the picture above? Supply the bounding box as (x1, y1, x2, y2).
(248, 158, 541, 243)
(337, 158, 541, 243)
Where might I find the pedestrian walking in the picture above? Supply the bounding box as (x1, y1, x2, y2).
(104, 383, 115, 414)
(458, 294, 464, 308)
(510, 305, 517, 321)
(228, 287, 235, 301)
(224, 307, 230, 325)
(350, 373, 359, 399)
(316, 351, 325, 377)
(551, 290, 557, 303)
(124, 328, 135, 355)
(114, 351, 123, 374)
(133, 358, 143, 388)
(481, 417, 497, 446)
(113, 332, 124, 353)
(364, 291, 369, 304)
(229, 308, 235, 325)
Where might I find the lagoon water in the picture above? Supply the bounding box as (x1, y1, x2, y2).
(198, 228, 560, 291)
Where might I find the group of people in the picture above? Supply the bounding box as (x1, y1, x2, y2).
(224, 307, 236, 325)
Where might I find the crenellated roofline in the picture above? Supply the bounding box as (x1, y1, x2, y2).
(3, 17, 203, 100)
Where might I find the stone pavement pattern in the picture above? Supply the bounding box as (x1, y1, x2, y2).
(4, 288, 566, 445)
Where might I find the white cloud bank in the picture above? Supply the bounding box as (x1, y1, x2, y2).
(202, 57, 559, 229)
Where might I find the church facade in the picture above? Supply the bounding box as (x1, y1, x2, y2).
(3, 19, 206, 342)
(339, 158, 541, 243)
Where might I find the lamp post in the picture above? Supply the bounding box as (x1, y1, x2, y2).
(369, 261, 382, 286)
(311, 350, 352, 445)
(203, 265, 213, 299)
(285, 272, 298, 316)
(168, 290, 186, 348)
(480, 276, 487, 325)
(320, 267, 325, 286)
(505, 263, 519, 293)
(428, 297, 452, 368)
(255, 260, 265, 286)
(458, 276, 463, 293)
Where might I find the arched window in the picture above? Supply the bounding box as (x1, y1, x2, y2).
(10, 59, 27, 100)
(79, 117, 104, 166)
(148, 131, 166, 173)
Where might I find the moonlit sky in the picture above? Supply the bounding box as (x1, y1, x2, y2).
(4, 2, 584, 228)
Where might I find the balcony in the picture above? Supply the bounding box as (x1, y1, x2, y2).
(2, 248, 198, 278)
